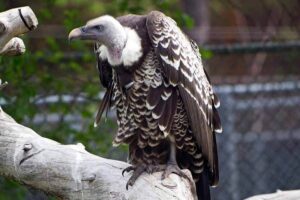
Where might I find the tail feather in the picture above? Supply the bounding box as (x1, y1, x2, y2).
(196, 165, 211, 200)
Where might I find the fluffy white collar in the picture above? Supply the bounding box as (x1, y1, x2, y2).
(99, 27, 143, 66)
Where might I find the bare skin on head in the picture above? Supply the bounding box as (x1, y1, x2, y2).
(69, 15, 127, 66)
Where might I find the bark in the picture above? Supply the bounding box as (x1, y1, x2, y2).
(0, 6, 38, 55)
(0, 107, 195, 200)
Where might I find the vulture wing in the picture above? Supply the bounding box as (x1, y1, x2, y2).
(146, 11, 222, 186)
(94, 43, 113, 126)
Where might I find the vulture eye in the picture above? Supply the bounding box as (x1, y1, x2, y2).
(81, 26, 87, 33)
(94, 25, 104, 31)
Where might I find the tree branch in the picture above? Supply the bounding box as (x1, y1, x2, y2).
(0, 6, 38, 55)
(0, 6, 38, 89)
(0, 107, 195, 200)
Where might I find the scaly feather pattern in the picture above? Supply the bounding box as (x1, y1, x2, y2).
(146, 11, 222, 186)
(92, 13, 221, 198)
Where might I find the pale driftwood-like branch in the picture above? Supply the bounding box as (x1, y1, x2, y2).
(0, 6, 37, 89)
(0, 108, 195, 199)
(1, 37, 25, 56)
(0, 6, 38, 55)
(245, 190, 300, 200)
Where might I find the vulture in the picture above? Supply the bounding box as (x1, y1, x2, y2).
(69, 11, 222, 200)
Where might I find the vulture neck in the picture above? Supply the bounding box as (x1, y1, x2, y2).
(99, 27, 143, 67)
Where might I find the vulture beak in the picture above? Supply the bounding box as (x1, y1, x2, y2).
(68, 27, 96, 41)
(68, 27, 82, 41)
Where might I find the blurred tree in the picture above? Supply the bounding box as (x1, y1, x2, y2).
(181, 0, 209, 44)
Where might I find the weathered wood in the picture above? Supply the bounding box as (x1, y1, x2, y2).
(0, 37, 25, 56)
(0, 108, 195, 200)
(0, 6, 38, 55)
(0, 6, 38, 94)
(245, 190, 300, 200)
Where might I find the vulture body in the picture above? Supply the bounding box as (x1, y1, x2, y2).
(69, 11, 222, 200)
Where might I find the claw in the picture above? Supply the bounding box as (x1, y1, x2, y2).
(122, 166, 135, 177)
(161, 163, 197, 199)
(126, 180, 133, 190)
(123, 164, 147, 190)
(161, 164, 191, 182)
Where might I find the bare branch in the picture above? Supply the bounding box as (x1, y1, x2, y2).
(0, 6, 38, 91)
(0, 6, 38, 55)
(0, 108, 195, 200)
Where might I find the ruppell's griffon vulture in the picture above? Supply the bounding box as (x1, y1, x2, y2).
(69, 11, 222, 200)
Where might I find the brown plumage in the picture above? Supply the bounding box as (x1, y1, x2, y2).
(70, 10, 222, 200)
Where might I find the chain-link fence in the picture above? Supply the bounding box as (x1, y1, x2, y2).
(211, 79, 300, 199)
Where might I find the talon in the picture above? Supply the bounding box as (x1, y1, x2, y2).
(124, 164, 147, 190)
(161, 164, 191, 183)
(161, 164, 197, 199)
(123, 164, 168, 189)
(126, 182, 130, 190)
(126, 177, 135, 190)
(122, 166, 135, 176)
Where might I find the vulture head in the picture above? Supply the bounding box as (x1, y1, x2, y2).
(69, 15, 127, 64)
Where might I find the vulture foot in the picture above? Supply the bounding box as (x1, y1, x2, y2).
(122, 163, 195, 192)
(123, 164, 146, 190)
(162, 163, 191, 182)
(122, 164, 166, 189)
(162, 163, 197, 199)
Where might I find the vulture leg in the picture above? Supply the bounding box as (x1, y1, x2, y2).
(123, 164, 147, 190)
(123, 138, 196, 196)
(161, 138, 197, 198)
(162, 139, 189, 180)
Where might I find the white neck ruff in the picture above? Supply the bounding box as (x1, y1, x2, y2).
(99, 27, 143, 66)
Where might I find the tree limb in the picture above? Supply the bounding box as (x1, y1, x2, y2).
(0, 6, 38, 89)
(0, 6, 38, 55)
(0, 108, 195, 200)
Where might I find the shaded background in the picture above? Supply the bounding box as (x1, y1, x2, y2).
(0, 0, 300, 199)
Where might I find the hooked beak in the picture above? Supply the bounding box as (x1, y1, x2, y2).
(68, 27, 96, 41)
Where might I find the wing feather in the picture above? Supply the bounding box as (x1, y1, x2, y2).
(94, 43, 113, 126)
(146, 11, 221, 186)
